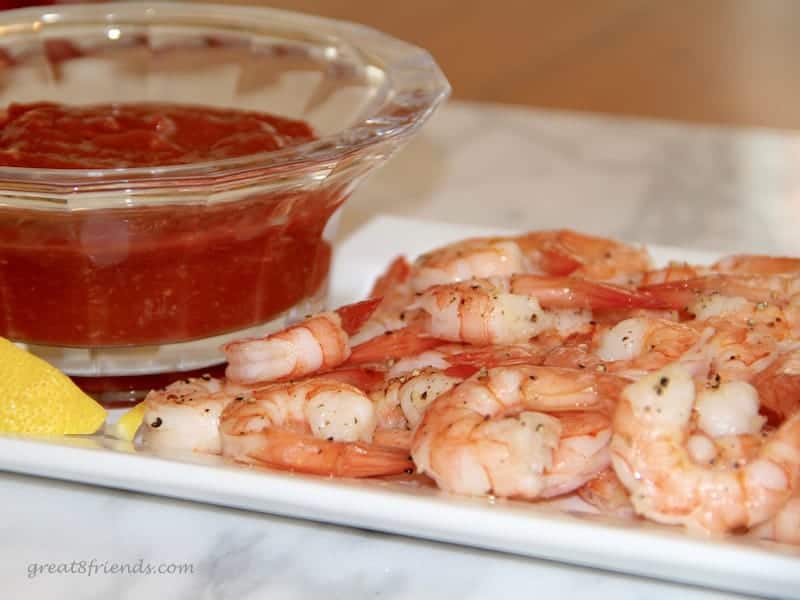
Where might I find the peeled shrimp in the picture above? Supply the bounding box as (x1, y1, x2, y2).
(369, 367, 464, 451)
(700, 318, 780, 383)
(371, 368, 463, 432)
(411, 365, 626, 499)
(640, 274, 800, 310)
(751, 492, 800, 545)
(593, 317, 705, 377)
(141, 376, 228, 454)
(639, 256, 800, 288)
(398, 229, 653, 298)
(411, 237, 527, 292)
(515, 229, 652, 283)
(640, 262, 709, 285)
(713, 255, 800, 275)
(577, 468, 634, 518)
(414, 279, 547, 345)
(611, 364, 800, 534)
(752, 347, 800, 424)
(223, 298, 379, 384)
(220, 378, 413, 477)
(415, 275, 659, 346)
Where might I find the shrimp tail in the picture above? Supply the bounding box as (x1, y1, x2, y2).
(752, 353, 800, 425)
(639, 275, 788, 308)
(313, 366, 389, 392)
(246, 430, 414, 477)
(636, 280, 695, 310)
(370, 255, 412, 297)
(348, 326, 444, 365)
(539, 249, 583, 276)
(335, 297, 382, 336)
(510, 275, 667, 310)
(713, 254, 800, 275)
(446, 345, 545, 368)
(443, 363, 482, 379)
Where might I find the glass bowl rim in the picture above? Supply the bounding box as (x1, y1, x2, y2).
(0, 1, 450, 188)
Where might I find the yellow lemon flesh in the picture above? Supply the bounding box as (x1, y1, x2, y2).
(108, 401, 146, 441)
(0, 337, 106, 435)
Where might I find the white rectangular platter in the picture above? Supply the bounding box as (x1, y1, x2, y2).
(1, 215, 798, 599)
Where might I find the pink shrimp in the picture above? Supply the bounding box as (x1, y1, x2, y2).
(515, 229, 653, 283)
(640, 274, 800, 309)
(411, 365, 627, 499)
(415, 276, 662, 347)
(403, 230, 652, 295)
(751, 492, 800, 545)
(611, 364, 800, 534)
(639, 255, 800, 287)
(751, 348, 800, 425)
(363, 256, 417, 335)
(713, 254, 800, 275)
(699, 318, 779, 384)
(223, 298, 380, 384)
(371, 367, 463, 440)
(141, 375, 229, 454)
(219, 378, 413, 477)
(370, 255, 412, 300)
(577, 468, 635, 518)
(347, 325, 446, 366)
(640, 262, 709, 285)
(508, 274, 667, 310)
(410, 237, 528, 292)
(593, 317, 706, 376)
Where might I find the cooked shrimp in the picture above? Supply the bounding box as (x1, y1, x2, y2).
(641, 256, 800, 286)
(220, 378, 413, 477)
(371, 368, 463, 431)
(348, 325, 446, 366)
(223, 298, 379, 384)
(387, 347, 465, 378)
(370, 255, 412, 304)
(752, 347, 800, 424)
(611, 364, 800, 534)
(444, 341, 551, 371)
(640, 274, 800, 310)
(508, 274, 667, 310)
(750, 492, 800, 545)
(141, 376, 228, 454)
(713, 255, 800, 275)
(515, 229, 652, 283)
(640, 262, 708, 285)
(700, 318, 779, 383)
(593, 317, 708, 377)
(359, 256, 419, 343)
(415, 279, 548, 345)
(554, 315, 771, 385)
(411, 365, 626, 499)
(577, 468, 635, 518)
(411, 237, 527, 292)
(406, 229, 652, 293)
(415, 275, 659, 346)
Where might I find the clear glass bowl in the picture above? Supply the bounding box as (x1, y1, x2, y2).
(0, 2, 449, 400)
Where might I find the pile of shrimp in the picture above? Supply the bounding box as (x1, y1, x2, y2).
(141, 229, 800, 545)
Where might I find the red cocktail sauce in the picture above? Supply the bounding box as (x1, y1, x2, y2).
(0, 103, 338, 401)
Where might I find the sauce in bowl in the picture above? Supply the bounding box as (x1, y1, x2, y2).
(0, 102, 315, 169)
(0, 102, 336, 350)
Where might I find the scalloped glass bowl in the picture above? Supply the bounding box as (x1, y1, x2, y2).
(0, 2, 449, 402)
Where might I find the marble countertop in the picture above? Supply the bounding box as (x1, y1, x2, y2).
(6, 101, 800, 600)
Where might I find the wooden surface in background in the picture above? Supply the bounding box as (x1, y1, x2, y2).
(210, 0, 800, 130)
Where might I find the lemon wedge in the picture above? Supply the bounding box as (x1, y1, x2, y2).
(108, 401, 146, 441)
(0, 337, 106, 435)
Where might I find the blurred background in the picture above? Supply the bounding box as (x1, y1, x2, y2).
(5, 0, 799, 130)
